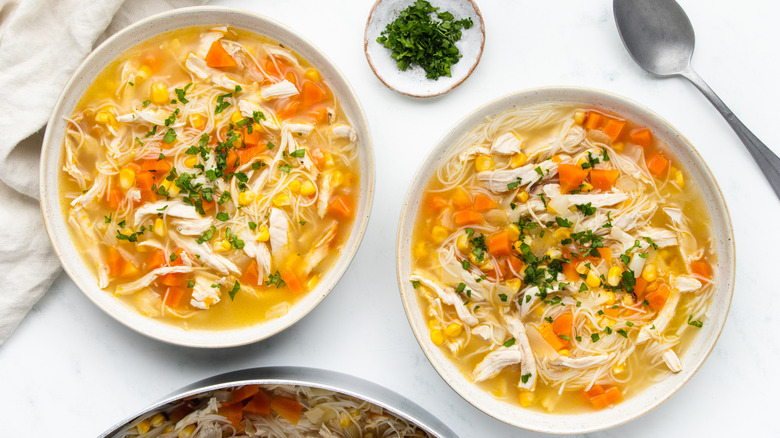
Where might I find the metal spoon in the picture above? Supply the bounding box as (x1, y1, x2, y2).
(613, 0, 780, 199)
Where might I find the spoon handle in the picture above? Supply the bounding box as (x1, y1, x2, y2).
(681, 67, 780, 199)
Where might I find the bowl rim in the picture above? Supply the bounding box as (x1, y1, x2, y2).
(97, 366, 458, 438)
(394, 86, 735, 433)
(363, 0, 486, 98)
(39, 6, 375, 348)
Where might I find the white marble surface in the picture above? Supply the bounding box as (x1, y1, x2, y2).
(2, 0, 779, 436)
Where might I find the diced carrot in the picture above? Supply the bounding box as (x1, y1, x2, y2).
(136, 171, 154, 191)
(563, 259, 580, 282)
(309, 106, 329, 124)
(451, 188, 472, 209)
(558, 163, 589, 193)
(147, 249, 166, 270)
(552, 313, 573, 339)
(280, 269, 304, 294)
(169, 248, 187, 267)
(243, 260, 260, 286)
(629, 127, 653, 148)
(218, 402, 244, 428)
(107, 247, 124, 276)
(328, 195, 353, 219)
(601, 119, 626, 141)
(231, 385, 260, 404)
(141, 51, 162, 71)
(244, 390, 271, 415)
(106, 189, 122, 209)
(646, 152, 669, 177)
(583, 111, 605, 130)
(270, 396, 302, 424)
(309, 148, 325, 169)
(595, 247, 612, 261)
(425, 194, 449, 213)
(589, 386, 622, 409)
(584, 384, 605, 398)
(633, 277, 648, 300)
(646, 284, 670, 311)
(205, 40, 237, 68)
(590, 169, 620, 191)
(226, 150, 239, 173)
(486, 231, 512, 257)
(277, 99, 300, 119)
(237, 146, 262, 169)
(159, 272, 188, 287)
(690, 260, 712, 279)
(507, 255, 525, 274)
(201, 194, 215, 212)
(453, 209, 483, 226)
(163, 286, 190, 309)
(301, 81, 327, 108)
(243, 126, 262, 147)
(603, 305, 620, 318)
(473, 193, 498, 212)
(140, 159, 172, 179)
(285, 71, 299, 88)
(539, 322, 568, 350)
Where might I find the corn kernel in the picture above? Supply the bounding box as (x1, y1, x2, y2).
(95, 111, 115, 125)
(273, 194, 290, 206)
(605, 291, 616, 305)
(480, 261, 494, 272)
(574, 111, 586, 124)
(230, 110, 243, 124)
(552, 155, 563, 163)
(324, 152, 335, 168)
(516, 190, 529, 202)
(607, 266, 622, 287)
(151, 82, 169, 104)
(121, 262, 139, 277)
(586, 269, 602, 288)
(613, 364, 626, 374)
(533, 304, 546, 317)
(179, 425, 196, 438)
(642, 264, 657, 282)
(431, 226, 448, 243)
(215, 239, 231, 252)
(300, 180, 316, 196)
(304, 68, 321, 81)
(121, 229, 133, 237)
(289, 180, 301, 193)
(545, 248, 563, 259)
(306, 275, 319, 290)
(553, 228, 571, 241)
(613, 141, 625, 152)
(153, 218, 165, 237)
(160, 179, 172, 191)
(239, 191, 255, 205)
(475, 155, 494, 172)
(576, 262, 589, 275)
(413, 241, 428, 258)
(190, 114, 204, 129)
(519, 391, 535, 407)
(257, 226, 270, 242)
(430, 329, 444, 345)
(558, 349, 570, 357)
(136, 419, 151, 434)
(581, 182, 594, 192)
(427, 319, 438, 329)
(339, 412, 351, 428)
(329, 171, 344, 186)
(456, 233, 469, 251)
(546, 204, 557, 214)
(505, 278, 522, 293)
(150, 413, 166, 428)
(163, 425, 174, 433)
(622, 294, 635, 306)
(184, 156, 198, 168)
(168, 184, 180, 197)
(445, 323, 463, 337)
(137, 65, 151, 80)
(675, 169, 685, 188)
(119, 167, 136, 190)
(513, 240, 524, 252)
(510, 152, 528, 169)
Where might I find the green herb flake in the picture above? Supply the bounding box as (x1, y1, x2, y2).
(228, 281, 240, 300)
(503, 338, 516, 348)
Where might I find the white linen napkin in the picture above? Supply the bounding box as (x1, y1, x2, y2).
(0, 0, 206, 344)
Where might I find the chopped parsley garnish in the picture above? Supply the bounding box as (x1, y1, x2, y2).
(499, 293, 507, 302)
(602, 211, 613, 229)
(626, 321, 634, 327)
(266, 271, 286, 288)
(555, 216, 573, 228)
(558, 334, 571, 341)
(591, 333, 600, 342)
(290, 149, 306, 158)
(253, 111, 266, 122)
(575, 202, 596, 216)
(580, 151, 600, 169)
(226, 227, 245, 249)
(186, 280, 195, 288)
(104, 214, 112, 223)
(503, 338, 516, 348)
(578, 283, 589, 292)
(621, 270, 636, 293)
(279, 164, 292, 173)
(616, 329, 628, 338)
(163, 129, 176, 144)
(144, 125, 158, 138)
(534, 166, 544, 177)
(216, 212, 229, 221)
(412, 280, 421, 288)
(375, 0, 474, 80)
(688, 315, 704, 328)
(507, 177, 523, 190)
(117, 220, 126, 228)
(196, 225, 216, 244)
(602, 149, 610, 162)
(164, 108, 180, 126)
(469, 234, 488, 263)
(142, 99, 151, 107)
(228, 281, 240, 300)
(461, 259, 470, 270)
(521, 373, 532, 384)
(465, 228, 475, 238)
(174, 83, 192, 104)
(604, 326, 613, 335)
(455, 282, 466, 293)
(214, 92, 232, 114)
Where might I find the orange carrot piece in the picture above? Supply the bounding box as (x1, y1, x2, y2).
(243, 260, 260, 286)
(552, 313, 573, 339)
(690, 260, 712, 279)
(328, 195, 353, 219)
(277, 99, 300, 119)
(163, 286, 190, 309)
(147, 249, 166, 270)
(585, 384, 605, 398)
(107, 247, 124, 276)
(218, 402, 244, 428)
(539, 322, 568, 350)
(507, 256, 525, 274)
(590, 168, 620, 191)
(106, 189, 122, 209)
(243, 126, 262, 147)
(473, 193, 498, 212)
(601, 119, 626, 141)
(453, 209, 483, 226)
(159, 272, 188, 287)
(301, 81, 327, 108)
(169, 248, 187, 267)
(280, 269, 304, 294)
(558, 163, 589, 193)
(589, 386, 622, 409)
(629, 127, 653, 147)
(309, 106, 329, 125)
(231, 385, 260, 404)
(309, 148, 326, 169)
(205, 40, 237, 68)
(646, 284, 670, 311)
(563, 259, 581, 282)
(646, 152, 669, 177)
(603, 305, 620, 318)
(633, 277, 648, 300)
(583, 111, 604, 130)
(486, 231, 512, 257)
(135, 171, 155, 191)
(595, 247, 612, 261)
(270, 396, 302, 424)
(244, 390, 271, 416)
(425, 194, 449, 213)
(237, 146, 262, 168)
(451, 188, 472, 209)
(140, 159, 172, 178)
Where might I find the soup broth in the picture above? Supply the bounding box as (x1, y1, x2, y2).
(409, 103, 715, 413)
(60, 26, 360, 330)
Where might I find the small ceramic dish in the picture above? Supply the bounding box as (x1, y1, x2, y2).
(39, 7, 374, 348)
(364, 0, 485, 98)
(396, 87, 735, 433)
(98, 367, 458, 438)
